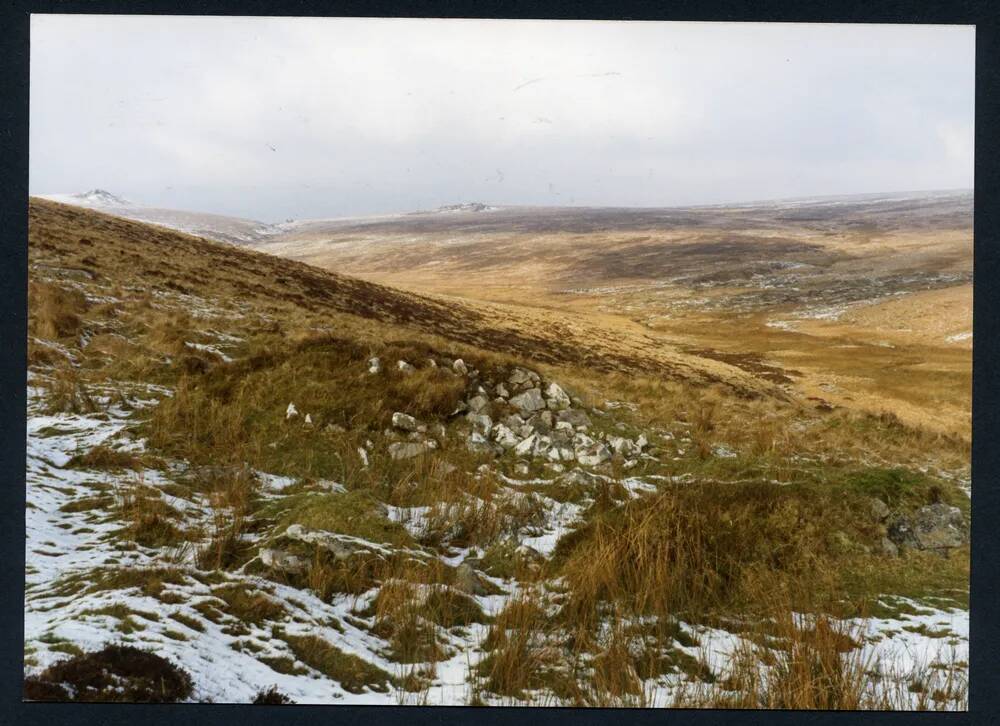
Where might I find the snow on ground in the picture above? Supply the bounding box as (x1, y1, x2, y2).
(23, 382, 529, 704)
(24, 382, 969, 707)
(519, 498, 584, 557)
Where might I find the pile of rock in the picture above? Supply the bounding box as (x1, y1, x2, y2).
(451, 366, 654, 470)
(372, 358, 656, 470)
(386, 411, 444, 460)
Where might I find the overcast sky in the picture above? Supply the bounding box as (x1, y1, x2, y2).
(30, 16, 974, 222)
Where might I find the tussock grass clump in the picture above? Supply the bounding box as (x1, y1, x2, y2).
(368, 580, 446, 663)
(29, 280, 89, 340)
(257, 540, 426, 600)
(590, 620, 645, 701)
(197, 512, 252, 570)
(58, 493, 115, 514)
(667, 609, 947, 710)
(41, 366, 99, 414)
(306, 552, 391, 599)
(114, 478, 188, 549)
(364, 573, 489, 664)
(477, 590, 563, 699)
(381, 363, 467, 419)
(67, 444, 141, 471)
(479, 539, 543, 581)
(257, 655, 309, 676)
(282, 633, 393, 694)
(168, 611, 206, 633)
(145, 376, 258, 467)
(211, 584, 287, 625)
(553, 483, 843, 624)
(88, 566, 188, 599)
(252, 686, 294, 704)
(81, 603, 161, 623)
(385, 454, 497, 508)
(48, 642, 85, 657)
(841, 467, 963, 510)
(423, 586, 489, 628)
(145, 310, 196, 357)
(23, 645, 193, 703)
(419, 490, 547, 550)
(192, 466, 261, 570)
(28, 338, 68, 367)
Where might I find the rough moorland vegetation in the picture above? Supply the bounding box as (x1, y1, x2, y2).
(24, 199, 969, 707)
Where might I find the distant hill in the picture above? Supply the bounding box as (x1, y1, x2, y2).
(39, 189, 278, 246)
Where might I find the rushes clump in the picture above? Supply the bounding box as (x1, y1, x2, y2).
(554, 483, 834, 624)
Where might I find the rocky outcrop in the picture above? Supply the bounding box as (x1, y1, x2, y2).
(467, 394, 491, 414)
(392, 412, 424, 433)
(466, 413, 493, 437)
(508, 368, 540, 391)
(557, 408, 591, 428)
(388, 440, 437, 460)
(887, 503, 968, 553)
(576, 442, 612, 467)
(259, 547, 308, 574)
(281, 523, 396, 560)
(453, 562, 494, 596)
(492, 424, 519, 449)
(545, 383, 571, 411)
(510, 388, 546, 414)
(378, 361, 658, 473)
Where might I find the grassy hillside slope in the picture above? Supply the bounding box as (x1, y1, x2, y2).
(24, 198, 970, 708)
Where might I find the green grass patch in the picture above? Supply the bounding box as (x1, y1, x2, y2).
(263, 490, 414, 547)
(282, 633, 393, 693)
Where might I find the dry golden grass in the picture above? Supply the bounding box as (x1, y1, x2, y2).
(29, 197, 766, 392)
(28, 280, 88, 340)
(112, 473, 188, 549)
(39, 365, 100, 414)
(269, 211, 971, 440)
(25, 198, 971, 709)
(477, 590, 561, 699)
(672, 607, 967, 710)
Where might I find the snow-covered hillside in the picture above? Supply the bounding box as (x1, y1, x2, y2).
(39, 190, 278, 246)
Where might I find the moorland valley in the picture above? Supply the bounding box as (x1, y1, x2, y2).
(24, 189, 971, 706)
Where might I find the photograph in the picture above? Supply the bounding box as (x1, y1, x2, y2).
(23, 15, 973, 708)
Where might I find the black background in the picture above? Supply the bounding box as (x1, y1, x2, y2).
(1, 2, 996, 724)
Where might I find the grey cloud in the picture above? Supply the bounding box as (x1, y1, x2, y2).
(30, 16, 974, 221)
